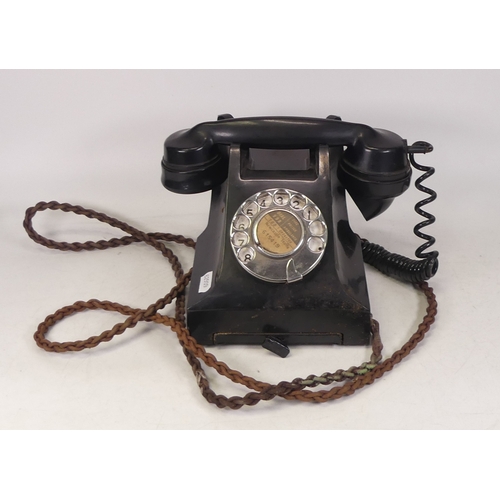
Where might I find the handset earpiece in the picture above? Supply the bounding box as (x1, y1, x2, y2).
(161, 114, 237, 193)
(338, 129, 412, 220)
(161, 128, 227, 194)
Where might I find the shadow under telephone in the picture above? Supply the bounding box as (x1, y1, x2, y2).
(161, 114, 438, 357)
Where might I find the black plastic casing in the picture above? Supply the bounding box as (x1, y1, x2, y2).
(179, 145, 372, 346)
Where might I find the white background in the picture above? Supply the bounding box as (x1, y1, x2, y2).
(2, 69, 499, 431)
(2, 2, 499, 497)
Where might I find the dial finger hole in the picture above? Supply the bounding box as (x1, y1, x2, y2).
(232, 231, 249, 247)
(307, 237, 324, 253)
(257, 193, 272, 208)
(238, 246, 255, 263)
(233, 214, 250, 230)
(290, 194, 306, 210)
(309, 220, 326, 236)
(243, 201, 259, 217)
(302, 205, 318, 221)
(273, 190, 289, 206)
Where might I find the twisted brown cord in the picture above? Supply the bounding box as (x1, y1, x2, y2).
(24, 201, 438, 410)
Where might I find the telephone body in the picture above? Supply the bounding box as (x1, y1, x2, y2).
(161, 115, 436, 353)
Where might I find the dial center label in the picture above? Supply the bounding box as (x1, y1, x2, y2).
(256, 210, 302, 255)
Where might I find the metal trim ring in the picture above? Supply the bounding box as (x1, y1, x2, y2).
(229, 188, 328, 283)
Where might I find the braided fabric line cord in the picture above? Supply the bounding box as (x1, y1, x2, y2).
(23, 201, 438, 410)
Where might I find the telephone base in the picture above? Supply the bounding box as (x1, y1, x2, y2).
(185, 144, 373, 348)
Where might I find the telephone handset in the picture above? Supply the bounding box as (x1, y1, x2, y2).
(161, 115, 438, 355)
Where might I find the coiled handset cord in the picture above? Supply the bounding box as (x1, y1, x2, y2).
(361, 141, 439, 283)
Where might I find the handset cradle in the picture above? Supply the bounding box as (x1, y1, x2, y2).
(162, 116, 412, 221)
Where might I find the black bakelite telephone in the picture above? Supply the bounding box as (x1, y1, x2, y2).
(161, 114, 438, 357)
